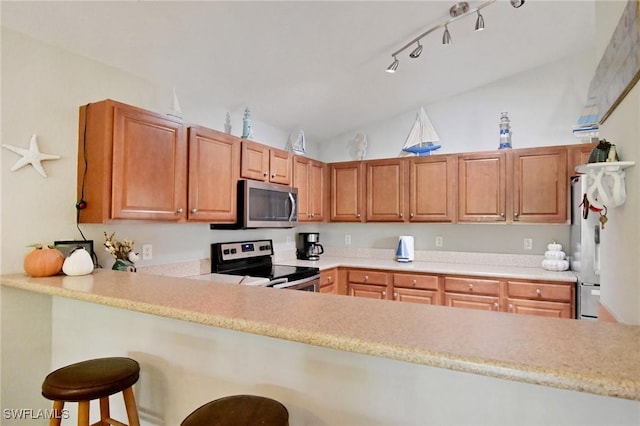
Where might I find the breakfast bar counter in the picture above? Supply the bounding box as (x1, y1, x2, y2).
(2, 270, 638, 425)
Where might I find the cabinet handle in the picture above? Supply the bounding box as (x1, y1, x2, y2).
(410, 213, 414, 218)
(500, 212, 505, 219)
(535, 288, 541, 296)
(356, 213, 361, 218)
(327, 276, 332, 282)
(263, 172, 268, 177)
(311, 213, 314, 218)
(514, 210, 520, 220)
(191, 208, 198, 214)
(508, 303, 513, 311)
(399, 212, 403, 218)
(393, 292, 398, 299)
(382, 291, 386, 297)
(364, 275, 369, 281)
(493, 302, 499, 310)
(468, 283, 474, 290)
(176, 208, 184, 214)
(412, 279, 417, 285)
(271, 173, 276, 178)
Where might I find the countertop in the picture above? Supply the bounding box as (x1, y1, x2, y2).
(2, 270, 637, 401)
(277, 256, 577, 282)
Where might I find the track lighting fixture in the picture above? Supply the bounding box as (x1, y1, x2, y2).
(442, 25, 452, 45)
(409, 41, 423, 58)
(386, 56, 399, 73)
(475, 11, 485, 31)
(385, 0, 525, 73)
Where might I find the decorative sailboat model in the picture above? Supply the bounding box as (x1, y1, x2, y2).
(402, 107, 441, 156)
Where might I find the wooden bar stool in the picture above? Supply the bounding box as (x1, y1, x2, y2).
(41, 357, 141, 426)
(181, 395, 289, 426)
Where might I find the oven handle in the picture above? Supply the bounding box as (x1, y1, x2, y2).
(268, 278, 289, 287)
(271, 274, 319, 289)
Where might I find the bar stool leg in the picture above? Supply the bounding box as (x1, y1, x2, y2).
(49, 400, 64, 426)
(77, 400, 90, 426)
(122, 386, 140, 426)
(99, 397, 110, 425)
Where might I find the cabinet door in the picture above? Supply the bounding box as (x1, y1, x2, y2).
(512, 147, 568, 223)
(320, 268, 338, 294)
(458, 152, 507, 222)
(568, 142, 597, 176)
(394, 287, 439, 305)
(444, 293, 500, 312)
(187, 126, 240, 222)
(309, 160, 327, 221)
(348, 283, 388, 300)
(366, 159, 406, 222)
(293, 156, 311, 221)
(241, 140, 269, 181)
(112, 105, 187, 221)
(330, 162, 364, 222)
(269, 147, 291, 185)
(409, 155, 457, 222)
(507, 298, 573, 318)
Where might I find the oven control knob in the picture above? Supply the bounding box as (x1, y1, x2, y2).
(230, 248, 237, 254)
(223, 249, 230, 255)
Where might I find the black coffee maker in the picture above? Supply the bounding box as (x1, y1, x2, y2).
(297, 232, 324, 261)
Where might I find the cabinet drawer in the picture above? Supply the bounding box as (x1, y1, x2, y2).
(444, 276, 500, 296)
(508, 281, 573, 302)
(347, 270, 388, 285)
(393, 273, 438, 290)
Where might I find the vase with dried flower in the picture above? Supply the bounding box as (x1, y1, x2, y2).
(104, 232, 139, 272)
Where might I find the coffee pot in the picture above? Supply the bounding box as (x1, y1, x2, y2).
(297, 232, 324, 261)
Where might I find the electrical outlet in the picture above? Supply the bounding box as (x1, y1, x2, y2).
(345, 234, 352, 245)
(142, 244, 153, 260)
(435, 236, 444, 248)
(523, 238, 533, 250)
(286, 236, 292, 245)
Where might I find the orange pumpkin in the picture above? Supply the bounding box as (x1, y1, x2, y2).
(23, 246, 65, 277)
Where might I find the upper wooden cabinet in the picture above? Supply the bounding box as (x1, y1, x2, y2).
(409, 155, 457, 222)
(365, 158, 406, 222)
(330, 161, 364, 222)
(78, 100, 187, 223)
(458, 147, 569, 224)
(458, 151, 507, 222)
(512, 146, 567, 223)
(187, 126, 240, 223)
(568, 141, 598, 176)
(240, 140, 291, 185)
(293, 155, 327, 222)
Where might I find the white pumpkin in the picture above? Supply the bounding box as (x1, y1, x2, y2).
(542, 259, 569, 271)
(62, 247, 94, 276)
(544, 250, 566, 260)
(547, 242, 563, 251)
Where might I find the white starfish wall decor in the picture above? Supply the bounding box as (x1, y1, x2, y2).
(2, 134, 60, 178)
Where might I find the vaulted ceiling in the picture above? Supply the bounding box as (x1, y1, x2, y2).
(2, 1, 595, 142)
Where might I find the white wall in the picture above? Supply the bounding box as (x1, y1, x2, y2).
(594, 1, 640, 324)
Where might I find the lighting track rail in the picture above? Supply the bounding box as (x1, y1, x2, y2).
(386, 0, 525, 73)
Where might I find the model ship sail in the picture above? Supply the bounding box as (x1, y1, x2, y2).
(402, 107, 441, 156)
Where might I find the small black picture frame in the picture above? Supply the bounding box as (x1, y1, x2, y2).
(54, 240, 94, 260)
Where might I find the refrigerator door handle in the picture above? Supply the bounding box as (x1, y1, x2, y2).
(593, 225, 600, 275)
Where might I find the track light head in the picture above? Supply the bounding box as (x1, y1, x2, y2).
(510, 0, 525, 8)
(409, 41, 423, 58)
(386, 56, 399, 73)
(442, 25, 452, 45)
(475, 11, 485, 31)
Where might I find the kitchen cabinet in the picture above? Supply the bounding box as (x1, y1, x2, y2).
(187, 126, 240, 222)
(443, 276, 501, 312)
(568, 141, 598, 176)
(78, 99, 187, 223)
(330, 161, 365, 222)
(240, 140, 291, 185)
(409, 155, 457, 222)
(393, 273, 440, 305)
(365, 159, 406, 222)
(458, 146, 569, 224)
(512, 146, 568, 223)
(458, 151, 507, 222)
(320, 268, 338, 294)
(506, 279, 574, 318)
(347, 269, 389, 299)
(293, 155, 327, 222)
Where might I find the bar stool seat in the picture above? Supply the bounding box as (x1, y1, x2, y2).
(181, 395, 289, 426)
(42, 357, 140, 426)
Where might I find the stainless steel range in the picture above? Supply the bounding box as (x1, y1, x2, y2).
(210, 239, 320, 291)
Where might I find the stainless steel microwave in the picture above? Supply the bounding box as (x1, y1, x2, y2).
(212, 180, 298, 229)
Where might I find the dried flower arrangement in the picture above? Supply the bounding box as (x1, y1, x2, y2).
(104, 232, 139, 263)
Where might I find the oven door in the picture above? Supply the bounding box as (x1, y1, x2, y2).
(270, 275, 320, 292)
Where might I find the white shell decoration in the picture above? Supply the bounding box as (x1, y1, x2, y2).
(62, 248, 94, 276)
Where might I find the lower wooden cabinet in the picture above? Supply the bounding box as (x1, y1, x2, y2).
(341, 267, 575, 319)
(320, 268, 338, 294)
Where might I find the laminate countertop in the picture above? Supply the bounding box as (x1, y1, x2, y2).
(2, 270, 637, 401)
(277, 256, 577, 282)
